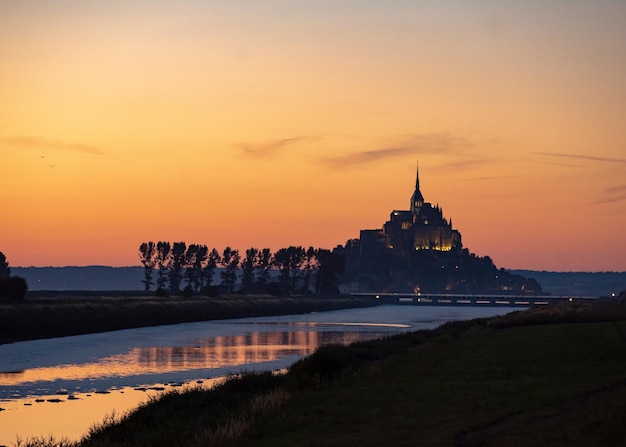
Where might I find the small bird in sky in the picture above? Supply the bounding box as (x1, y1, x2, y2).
(49, 164, 56, 168)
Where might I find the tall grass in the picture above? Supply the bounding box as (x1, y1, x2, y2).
(11, 435, 75, 447)
(191, 387, 292, 446)
(78, 372, 289, 447)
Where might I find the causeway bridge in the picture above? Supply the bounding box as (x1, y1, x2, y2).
(352, 293, 599, 307)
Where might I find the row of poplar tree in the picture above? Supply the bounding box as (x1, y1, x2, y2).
(138, 242, 345, 296)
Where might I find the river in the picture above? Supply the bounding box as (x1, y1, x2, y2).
(0, 305, 518, 445)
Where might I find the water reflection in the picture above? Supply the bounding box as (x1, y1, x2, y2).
(0, 328, 394, 444)
(0, 382, 222, 445)
(0, 305, 519, 444)
(0, 330, 387, 388)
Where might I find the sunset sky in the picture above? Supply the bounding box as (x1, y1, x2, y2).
(2, 1, 625, 271)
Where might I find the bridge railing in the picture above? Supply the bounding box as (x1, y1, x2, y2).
(351, 292, 599, 307)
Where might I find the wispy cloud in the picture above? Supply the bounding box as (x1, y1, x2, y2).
(540, 161, 584, 168)
(319, 133, 472, 169)
(321, 146, 417, 168)
(596, 184, 626, 204)
(235, 136, 315, 160)
(2, 136, 104, 155)
(434, 157, 492, 172)
(607, 185, 626, 194)
(461, 174, 524, 181)
(533, 151, 626, 164)
(532, 152, 626, 204)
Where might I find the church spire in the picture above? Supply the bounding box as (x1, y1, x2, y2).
(410, 161, 425, 215)
(415, 161, 420, 189)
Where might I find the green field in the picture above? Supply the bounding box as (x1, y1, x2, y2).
(15, 301, 626, 447)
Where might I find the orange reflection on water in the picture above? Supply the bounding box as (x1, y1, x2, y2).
(0, 330, 369, 387)
(0, 380, 222, 445)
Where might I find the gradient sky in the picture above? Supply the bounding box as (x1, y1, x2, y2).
(2, 1, 625, 271)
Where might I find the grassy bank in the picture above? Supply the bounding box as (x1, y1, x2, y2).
(17, 301, 626, 447)
(0, 294, 377, 345)
(250, 307, 626, 447)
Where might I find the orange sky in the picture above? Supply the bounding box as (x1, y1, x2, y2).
(1, 1, 625, 271)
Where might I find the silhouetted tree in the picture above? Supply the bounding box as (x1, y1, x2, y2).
(302, 246, 317, 294)
(0, 252, 27, 302)
(0, 252, 10, 280)
(138, 242, 157, 292)
(168, 242, 187, 293)
(255, 248, 273, 291)
(220, 247, 240, 294)
(241, 247, 259, 294)
(203, 248, 221, 290)
(289, 246, 306, 293)
(273, 246, 305, 295)
(185, 244, 208, 293)
(0, 276, 28, 302)
(155, 241, 171, 291)
(195, 244, 209, 292)
(184, 244, 197, 290)
(273, 248, 292, 293)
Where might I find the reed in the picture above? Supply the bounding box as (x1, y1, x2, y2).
(11, 435, 75, 447)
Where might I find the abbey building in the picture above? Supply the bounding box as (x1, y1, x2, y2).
(359, 164, 461, 263)
(386, 165, 460, 253)
(338, 164, 542, 294)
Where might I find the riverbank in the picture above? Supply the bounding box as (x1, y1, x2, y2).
(18, 300, 626, 447)
(0, 294, 377, 345)
(248, 302, 626, 447)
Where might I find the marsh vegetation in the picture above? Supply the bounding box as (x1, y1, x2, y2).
(0, 294, 376, 345)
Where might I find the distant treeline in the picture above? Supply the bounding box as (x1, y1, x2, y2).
(138, 242, 345, 296)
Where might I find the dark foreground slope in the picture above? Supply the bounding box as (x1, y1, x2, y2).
(0, 294, 376, 345)
(248, 305, 626, 447)
(29, 301, 626, 447)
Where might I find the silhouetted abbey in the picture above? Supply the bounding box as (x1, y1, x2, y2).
(337, 165, 542, 294)
(362, 164, 461, 259)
